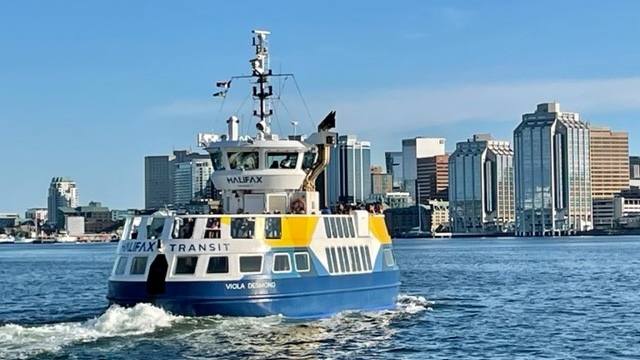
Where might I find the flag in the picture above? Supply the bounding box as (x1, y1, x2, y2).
(216, 80, 232, 88)
(213, 91, 227, 98)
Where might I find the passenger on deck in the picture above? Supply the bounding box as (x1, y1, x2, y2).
(270, 160, 279, 169)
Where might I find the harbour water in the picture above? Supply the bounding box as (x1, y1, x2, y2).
(1, 236, 639, 359)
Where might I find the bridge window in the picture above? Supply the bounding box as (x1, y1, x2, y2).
(231, 218, 254, 238)
(273, 253, 291, 273)
(115, 256, 128, 275)
(228, 151, 259, 170)
(265, 217, 281, 239)
(175, 256, 198, 275)
(130, 256, 148, 275)
(384, 249, 396, 266)
(210, 151, 225, 170)
(207, 256, 229, 274)
(295, 252, 310, 272)
(239, 255, 263, 274)
(302, 151, 316, 171)
(266, 152, 299, 169)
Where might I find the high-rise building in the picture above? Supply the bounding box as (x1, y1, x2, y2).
(174, 158, 214, 205)
(590, 126, 629, 199)
(514, 103, 592, 236)
(47, 176, 78, 226)
(326, 135, 371, 207)
(449, 134, 514, 233)
(401, 137, 445, 200)
(416, 154, 449, 203)
(371, 169, 393, 199)
(629, 156, 640, 188)
(144, 150, 211, 210)
(384, 151, 404, 191)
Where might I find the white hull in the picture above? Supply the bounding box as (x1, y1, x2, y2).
(55, 236, 78, 243)
(14, 238, 35, 244)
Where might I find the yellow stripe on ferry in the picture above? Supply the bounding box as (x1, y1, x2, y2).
(369, 215, 392, 244)
(265, 216, 318, 247)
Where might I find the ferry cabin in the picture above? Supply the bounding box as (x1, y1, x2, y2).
(107, 211, 400, 318)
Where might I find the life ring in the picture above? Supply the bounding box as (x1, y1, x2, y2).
(291, 198, 306, 213)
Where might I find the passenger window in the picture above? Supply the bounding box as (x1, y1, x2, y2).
(130, 256, 148, 275)
(341, 247, 351, 272)
(324, 217, 332, 238)
(180, 217, 196, 239)
(175, 256, 198, 275)
(330, 218, 338, 238)
(231, 217, 254, 238)
(265, 217, 282, 239)
(207, 256, 229, 274)
(205, 217, 221, 239)
(341, 218, 351, 237)
(273, 253, 291, 273)
(353, 246, 362, 271)
(147, 217, 164, 239)
(336, 217, 344, 238)
(325, 248, 334, 273)
(349, 246, 357, 271)
(295, 252, 310, 272)
(240, 255, 263, 273)
(115, 257, 128, 275)
(347, 218, 356, 237)
(384, 249, 396, 266)
(330, 247, 339, 273)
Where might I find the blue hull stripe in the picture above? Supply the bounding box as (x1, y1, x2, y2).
(108, 270, 400, 318)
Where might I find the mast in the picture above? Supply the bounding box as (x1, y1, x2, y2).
(250, 30, 273, 138)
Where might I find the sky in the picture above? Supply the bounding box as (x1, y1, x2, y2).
(3, 0, 640, 213)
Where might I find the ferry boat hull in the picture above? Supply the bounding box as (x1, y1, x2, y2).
(108, 271, 399, 318)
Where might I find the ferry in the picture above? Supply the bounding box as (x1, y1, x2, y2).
(106, 30, 400, 318)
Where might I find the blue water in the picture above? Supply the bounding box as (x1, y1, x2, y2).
(1, 237, 639, 359)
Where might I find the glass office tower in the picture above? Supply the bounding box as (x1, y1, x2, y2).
(513, 103, 592, 236)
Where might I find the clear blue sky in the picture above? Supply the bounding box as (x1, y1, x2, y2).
(2, 1, 640, 213)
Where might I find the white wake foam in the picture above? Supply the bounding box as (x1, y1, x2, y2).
(0, 303, 180, 360)
(395, 294, 433, 314)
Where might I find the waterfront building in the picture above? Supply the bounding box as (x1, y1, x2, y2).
(590, 126, 629, 199)
(47, 176, 78, 228)
(325, 135, 371, 208)
(384, 151, 404, 191)
(174, 157, 214, 206)
(383, 199, 449, 237)
(144, 150, 211, 210)
(401, 137, 445, 200)
(416, 154, 449, 203)
(383, 192, 412, 209)
(629, 156, 640, 188)
(513, 103, 592, 236)
(371, 166, 393, 200)
(0, 213, 20, 229)
(25, 208, 47, 224)
(57, 201, 117, 234)
(449, 134, 515, 234)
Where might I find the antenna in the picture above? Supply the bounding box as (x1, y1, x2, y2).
(290, 120, 299, 136)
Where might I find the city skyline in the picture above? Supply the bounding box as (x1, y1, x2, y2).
(3, 1, 640, 211)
